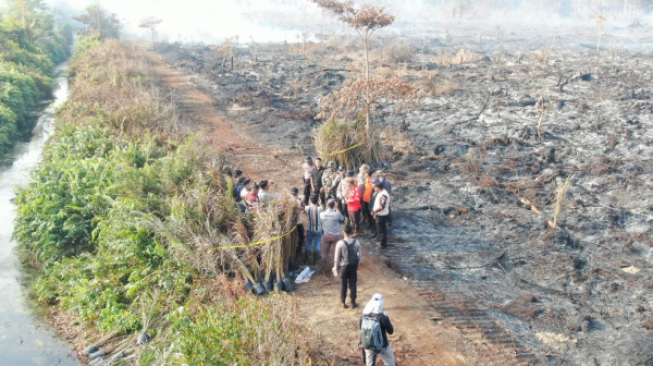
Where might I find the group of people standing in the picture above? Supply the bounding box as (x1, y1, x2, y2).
(231, 158, 396, 366)
(292, 156, 394, 306)
(300, 156, 393, 247)
(298, 156, 396, 366)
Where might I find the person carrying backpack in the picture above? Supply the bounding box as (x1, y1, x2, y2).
(333, 224, 361, 308)
(360, 294, 395, 366)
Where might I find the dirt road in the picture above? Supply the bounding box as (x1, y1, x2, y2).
(149, 52, 467, 366)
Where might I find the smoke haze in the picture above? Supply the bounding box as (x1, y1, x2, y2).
(43, 0, 653, 45)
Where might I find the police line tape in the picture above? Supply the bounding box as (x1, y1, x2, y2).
(218, 225, 297, 250)
(317, 142, 365, 157)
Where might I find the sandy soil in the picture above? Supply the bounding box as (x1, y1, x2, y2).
(148, 51, 470, 366)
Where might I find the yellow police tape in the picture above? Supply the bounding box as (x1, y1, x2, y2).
(218, 225, 297, 250)
(317, 142, 365, 157)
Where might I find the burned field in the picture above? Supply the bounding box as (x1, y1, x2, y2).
(161, 26, 653, 365)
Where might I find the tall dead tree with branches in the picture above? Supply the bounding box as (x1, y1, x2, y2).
(310, 0, 395, 135)
(219, 36, 239, 71)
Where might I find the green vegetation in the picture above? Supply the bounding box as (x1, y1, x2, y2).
(0, 0, 71, 153)
(14, 39, 319, 365)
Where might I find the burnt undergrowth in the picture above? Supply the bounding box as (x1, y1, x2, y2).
(161, 28, 653, 365)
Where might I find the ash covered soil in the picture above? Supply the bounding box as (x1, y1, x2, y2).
(160, 24, 653, 365)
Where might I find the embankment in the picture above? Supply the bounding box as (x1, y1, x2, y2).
(14, 39, 323, 365)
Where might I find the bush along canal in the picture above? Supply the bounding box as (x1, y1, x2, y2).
(0, 63, 79, 366)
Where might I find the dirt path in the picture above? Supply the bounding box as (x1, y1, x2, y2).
(149, 52, 466, 366)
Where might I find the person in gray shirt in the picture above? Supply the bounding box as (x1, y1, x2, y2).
(319, 199, 345, 275)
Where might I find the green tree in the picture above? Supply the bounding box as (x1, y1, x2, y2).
(0, 0, 71, 152)
(5, 0, 47, 30)
(74, 2, 122, 39)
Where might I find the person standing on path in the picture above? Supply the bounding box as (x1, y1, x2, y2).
(372, 182, 391, 248)
(377, 170, 393, 228)
(321, 161, 338, 205)
(333, 224, 361, 309)
(292, 187, 306, 262)
(311, 158, 326, 205)
(361, 170, 375, 233)
(304, 194, 323, 265)
(357, 165, 369, 228)
(376, 170, 392, 195)
(320, 199, 345, 274)
(302, 156, 316, 206)
(346, 176, 362, 237)
(335, 167, 350, 217)
(361, 294, 395, 366)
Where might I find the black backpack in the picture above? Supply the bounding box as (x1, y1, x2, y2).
(344, 239, 359, 266)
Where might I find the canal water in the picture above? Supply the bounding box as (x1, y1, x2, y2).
(0, 64, 80, 366)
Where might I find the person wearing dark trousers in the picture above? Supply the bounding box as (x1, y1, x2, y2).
(372, 181, 390, 248)
(361, 170, 375, 233)
(320, 199, 345, 275)
(361, 294, 395, 366)
(302, 156, 316, 206)
(336, 168, 352, 218)
(346, 175, 362, 236)
(291, 187, 305, 262)
(321, 161, 338, 207)
(377, 170, 393, 228)
(311, 158, 326, 205)
(333, 224, 361, 309)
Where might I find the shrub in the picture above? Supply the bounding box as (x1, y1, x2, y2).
(15, 39, 323, 365)
(383, 42, 413, 63)
(314, 116, 381, 168)
(174, 297, 312, 366)
(0, 9, 71, 152)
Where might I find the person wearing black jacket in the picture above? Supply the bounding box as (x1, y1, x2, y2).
(361, 293, 395, 366)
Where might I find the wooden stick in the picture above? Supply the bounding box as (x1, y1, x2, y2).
(519, 198, 542, 215)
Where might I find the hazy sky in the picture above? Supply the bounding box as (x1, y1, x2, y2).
(47, 0, 322, 43)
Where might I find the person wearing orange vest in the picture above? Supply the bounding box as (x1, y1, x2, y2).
(361, 170, 375, 233)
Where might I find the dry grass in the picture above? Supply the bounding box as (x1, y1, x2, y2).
(530, 49, 551, 64)
(436, 49, 477, 67)
(551, 175, 572, 228)
(420, 71, 460, 96)
(63, 40, 182, 138)
(382, 41, 413, 63)
(314, 118, 381, 168)
(463, 148, 486, 175)
(51, 40, 325, 365)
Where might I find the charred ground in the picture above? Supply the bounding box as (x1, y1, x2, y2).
(159, 24, 653, 365)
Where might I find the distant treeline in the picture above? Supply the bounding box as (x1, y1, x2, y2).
(427, 0, 653, 16)
(0, 1, 71, 154)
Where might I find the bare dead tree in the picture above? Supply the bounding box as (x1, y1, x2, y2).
(249, 36, 259, 62)
(139, 17, 163, 47)
(219, 35, 239, 71)
(310, 0, 395, 134)
(596, 14, 607, 53)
